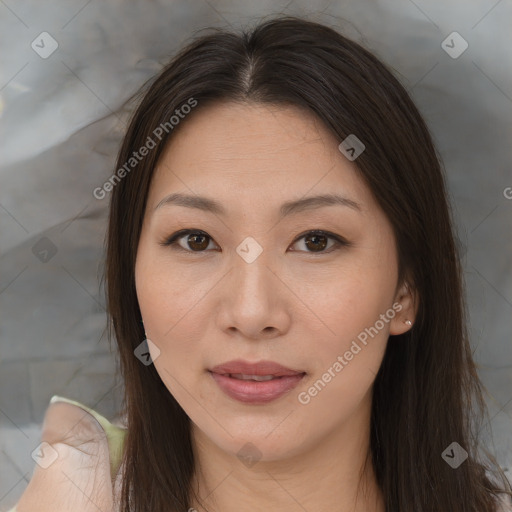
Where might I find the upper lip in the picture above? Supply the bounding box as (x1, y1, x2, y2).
(209, 359, 305, 377)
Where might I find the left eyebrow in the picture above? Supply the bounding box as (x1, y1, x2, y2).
(153, 192, 362, 217)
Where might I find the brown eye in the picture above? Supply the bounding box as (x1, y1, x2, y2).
(303, 232, 328, 252)
(290, 230, 347, 254)
(160, 230, 217, 252)
(185, 233, 210, 251)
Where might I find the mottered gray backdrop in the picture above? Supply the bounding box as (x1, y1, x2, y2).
(0, 0, 511, 509)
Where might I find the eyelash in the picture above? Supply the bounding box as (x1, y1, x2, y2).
(159, 229, 350, 255)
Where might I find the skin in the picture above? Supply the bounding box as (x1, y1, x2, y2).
(135, 101, 417, 512)
(16, 401, 119, 512)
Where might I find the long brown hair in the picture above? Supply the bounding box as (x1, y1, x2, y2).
(104, 15, 511, 512)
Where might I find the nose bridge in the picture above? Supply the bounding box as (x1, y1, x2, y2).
(216, 231, 292, 339)
(231, 235, 272, 297)
(220, 234, 283, 328)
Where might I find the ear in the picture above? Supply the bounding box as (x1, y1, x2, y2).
(389, 280, 419, 335)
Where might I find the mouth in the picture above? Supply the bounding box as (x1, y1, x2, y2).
(208, 360, 306, 404)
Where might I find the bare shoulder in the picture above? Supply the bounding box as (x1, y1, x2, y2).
(15, 399, 117, 512)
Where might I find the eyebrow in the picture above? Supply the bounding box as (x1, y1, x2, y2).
(154, 192, 362, 217)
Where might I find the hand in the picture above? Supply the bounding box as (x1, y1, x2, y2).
(16, 400, 119, 512)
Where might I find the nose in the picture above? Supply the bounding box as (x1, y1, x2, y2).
(216, 245, 291, 340)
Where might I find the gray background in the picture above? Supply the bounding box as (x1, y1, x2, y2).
(0, 0, 511, 509)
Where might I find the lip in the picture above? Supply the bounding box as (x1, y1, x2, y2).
(208, 359, 306, 404)
(210, 359, 304, 377)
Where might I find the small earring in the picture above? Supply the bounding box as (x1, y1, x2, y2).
(404, 319, 412, 326)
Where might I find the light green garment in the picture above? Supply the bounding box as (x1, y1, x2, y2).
(7, 396, 127, 512)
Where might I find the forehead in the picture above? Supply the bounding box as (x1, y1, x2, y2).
(147, 101, 372, 215)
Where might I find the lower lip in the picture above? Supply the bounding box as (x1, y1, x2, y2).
(209, 371, 305, 404)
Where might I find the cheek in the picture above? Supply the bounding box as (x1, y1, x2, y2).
(136, 248, 210, 334)
(295, 254, 395, 392)
(293, 259, 393, 343)
(294, 275, 391, 426)
(135, 254, 213, 389)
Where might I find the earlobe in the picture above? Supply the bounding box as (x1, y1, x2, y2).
(389, 281, 418, 335)
(389, 316, 415, 336)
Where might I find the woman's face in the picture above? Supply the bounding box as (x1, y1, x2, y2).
(135, 101, 414, 462)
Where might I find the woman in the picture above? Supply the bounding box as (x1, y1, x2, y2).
(13, 15, 511, 512)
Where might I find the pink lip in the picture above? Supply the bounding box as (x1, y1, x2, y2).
(210, 359, 304, 377)
(208, 359, 306, 404)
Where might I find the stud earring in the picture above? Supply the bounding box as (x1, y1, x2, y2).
(404, 319, 412, 326)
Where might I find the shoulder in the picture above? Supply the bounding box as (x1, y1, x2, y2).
(12, 396, 127, 512)
(47, 396, 128, 480)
